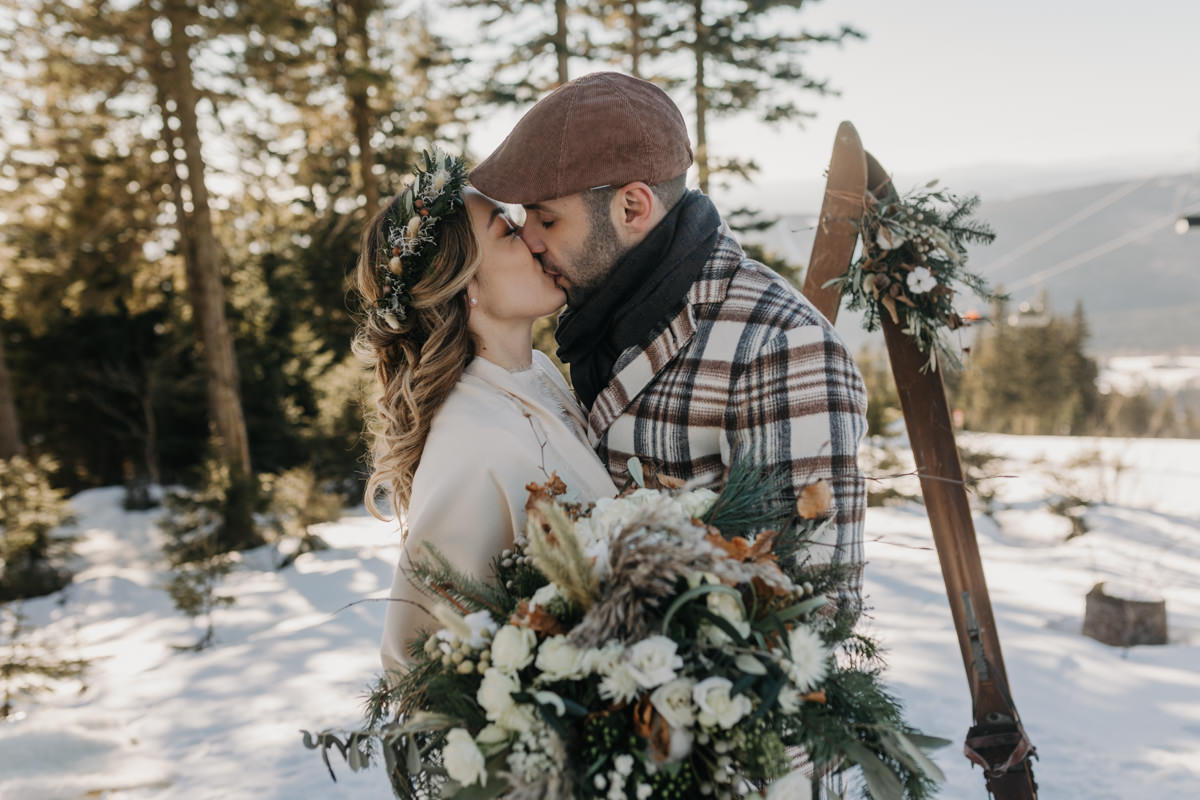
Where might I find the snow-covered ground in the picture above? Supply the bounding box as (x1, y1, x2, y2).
(2, 434, 1198, 799)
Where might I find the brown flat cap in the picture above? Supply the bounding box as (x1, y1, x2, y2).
(470, 72, 693, 205)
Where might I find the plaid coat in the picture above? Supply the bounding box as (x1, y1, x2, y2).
(585, 225, 869, 610)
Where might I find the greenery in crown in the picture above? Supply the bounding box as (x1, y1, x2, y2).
(374, 149, 470, 330)
(303, 460, 947, 799)
(825, 182, 1003, 372)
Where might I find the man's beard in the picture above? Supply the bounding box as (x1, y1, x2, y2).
(563, 216, 627, 307)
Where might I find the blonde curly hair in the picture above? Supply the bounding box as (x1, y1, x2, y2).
(352, 190, 480, 520)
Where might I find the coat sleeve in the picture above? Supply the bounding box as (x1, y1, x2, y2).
(379, 443, 524, 681)
(721, 322, 868, 616)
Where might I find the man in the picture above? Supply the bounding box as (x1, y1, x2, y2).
(471, 72, 868, 615)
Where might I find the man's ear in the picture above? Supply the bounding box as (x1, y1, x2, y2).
(613, 181, 658, 240)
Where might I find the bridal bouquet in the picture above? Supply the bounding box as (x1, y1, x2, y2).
(305, 463, 945, 799)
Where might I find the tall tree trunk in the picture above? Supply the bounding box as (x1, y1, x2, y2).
(554, 0, 569, 85)
(628, 0, 642, 78)
(692, 0, 708, 193)
(333, 0, 378, 218)
(163, 0, 252, 479)
(0, 324, 24, 459)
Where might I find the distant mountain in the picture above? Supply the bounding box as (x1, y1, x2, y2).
(739, 172, 1200, 357)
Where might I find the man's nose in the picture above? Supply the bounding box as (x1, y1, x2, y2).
(520, 225, 546, 254)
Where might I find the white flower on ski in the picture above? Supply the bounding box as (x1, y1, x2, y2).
(490, 625, 536, 673)
(443, 728, 487, 787)
(650, 677, 696, 728)
(693, 677, 752, 730)
(875, 225, 906, 251)
(785, 626, 829, 692)
(906, 266, 937, 294)
(625, 635, 684, 689)
(535, 635, 585, 681)
(463, 610, 499, 649)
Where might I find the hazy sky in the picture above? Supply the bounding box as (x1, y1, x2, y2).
(470, 0, 1200, 201)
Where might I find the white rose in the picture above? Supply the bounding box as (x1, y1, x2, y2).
(495, 702, 537, 734)
(476, 667, 519, 720)
(535, 635, 584, 681)
(786, 626, 829, 692)
(490, 625, 536, 673)
(706, 590, 745, 627)
(875, 225, 905, 251)
(650, 677, 696, 729)
(625, 635, 684, 689)
(462, 610, 499, 649)
(678, 488, 719, 519)
(443, 728, 487, 787)
(582, 641, 624, 676)
(692, 677, 753, 730)
(475, 724, 510, 748)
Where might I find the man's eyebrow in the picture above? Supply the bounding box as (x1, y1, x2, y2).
(523, 203, 546, 213)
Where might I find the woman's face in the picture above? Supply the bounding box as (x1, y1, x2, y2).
(464, 188, 565, 323)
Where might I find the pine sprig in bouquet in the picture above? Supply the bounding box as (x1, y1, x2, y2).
(305, 462, 946, 799)
(825, 182, 1003, 372)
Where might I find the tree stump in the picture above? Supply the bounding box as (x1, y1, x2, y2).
(1083, 581, 1167, 646)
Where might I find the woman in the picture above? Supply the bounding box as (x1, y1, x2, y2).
(352, 151, 617, 678)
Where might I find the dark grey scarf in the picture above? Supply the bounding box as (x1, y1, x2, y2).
(555, 190, 721, 410)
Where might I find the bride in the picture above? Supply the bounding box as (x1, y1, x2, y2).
(353, 151, 617, 678)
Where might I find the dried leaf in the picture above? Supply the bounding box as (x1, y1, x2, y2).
(795, 480, 833, 519)
(510, 599, 564, 636)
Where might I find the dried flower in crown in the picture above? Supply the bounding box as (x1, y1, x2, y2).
(372, 148, 469, 330)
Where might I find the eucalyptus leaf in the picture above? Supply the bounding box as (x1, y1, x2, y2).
(886, 730, 946, 784)
(627, 457, 645, 488)
(843, 741, 904, 800)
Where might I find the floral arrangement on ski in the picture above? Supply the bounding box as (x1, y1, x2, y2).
(305, 461, 946, 799)
(825, 182, 1002, 372)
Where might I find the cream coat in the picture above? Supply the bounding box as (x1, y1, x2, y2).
(379, 350, 617, 678)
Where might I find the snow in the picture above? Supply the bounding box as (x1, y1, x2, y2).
(1098, 355, 1200, 395)
(3, 434, 1200, 798)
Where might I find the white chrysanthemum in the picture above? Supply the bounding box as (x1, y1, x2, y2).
(625, 635, 684, 689)
(443, 728, 487, 787)
(598, 661, 640, 704)
(693, 677, 752, 730)
(785, 626, 829, 692)
(650, 677, 696, 728)
(906, 266, 938, 294)
(777, 685, 802, 714)
(490, 625, 536, 673)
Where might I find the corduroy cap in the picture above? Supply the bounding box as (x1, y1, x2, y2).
(469, 72, 693, 205)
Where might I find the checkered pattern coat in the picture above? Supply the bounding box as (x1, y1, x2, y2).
(585, 225, 869, 610)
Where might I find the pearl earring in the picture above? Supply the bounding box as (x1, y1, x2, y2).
(469, 297, 478, 306)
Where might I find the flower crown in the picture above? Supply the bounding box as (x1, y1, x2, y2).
(373, 148, 470, 330)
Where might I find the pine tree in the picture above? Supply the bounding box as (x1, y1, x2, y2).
(632, 1, 862, 192)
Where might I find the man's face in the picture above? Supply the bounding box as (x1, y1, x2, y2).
(520, 192, 625, 307)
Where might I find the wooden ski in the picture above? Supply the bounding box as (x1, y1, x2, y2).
(803, 121, 867, 323)
(801, 123, 1038, 798)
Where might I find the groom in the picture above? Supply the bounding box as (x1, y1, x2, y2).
(471, 73, 868, 614)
